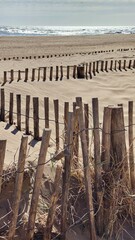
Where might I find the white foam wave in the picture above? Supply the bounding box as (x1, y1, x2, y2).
(0, 26, 135, 36)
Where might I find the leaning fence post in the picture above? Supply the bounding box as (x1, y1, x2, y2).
(9, 93, 14, 125)
(1, 88, 5, 122)
(25, 95, 30, 135)
(128, 101, 135, 191)
(92, 98, 103, 236)
(0, 140, 7, 193)
(7, 136, 28, 240)
(76, 97, 96, 240)
(33, 97, 39, 140)
(16, 94, 21, 131)
(26, 129, 51, 240)
(61, 112, 74, 240)
(54, 99, 59, 153)
(44, 97, 49, 128)
(44, 165, 62, 240)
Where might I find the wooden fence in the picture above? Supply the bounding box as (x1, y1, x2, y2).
(0, 96, 135, 239)
(2, 58, 135, 84)
(0, 46, 134, 62)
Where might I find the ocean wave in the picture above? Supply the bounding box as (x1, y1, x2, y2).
(0, 26, 135, 36)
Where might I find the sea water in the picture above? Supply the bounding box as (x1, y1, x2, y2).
(0, 26, 135, 36)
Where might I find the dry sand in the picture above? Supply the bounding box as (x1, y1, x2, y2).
(0, 34, 135, 165)
(0, 34, 135, 239)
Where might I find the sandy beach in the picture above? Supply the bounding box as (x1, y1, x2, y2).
(0, 34, 135, 164)
(0, 34, 135, 239)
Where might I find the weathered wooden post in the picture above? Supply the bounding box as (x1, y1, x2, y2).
(64, 102, 69, 147)
(67, 66, 70, 79)
(56, 66, 59, 80)
(54, 99, 59, 152)
(110, 60, 113, 71)
(105, 60, 108, 72)
(73, 65, 77, 79)
(17, 70, 21, 82)
(3, 71, 7, 85)
(92, 98, 103, 236)
(38, 68, 40, 81)
(61, 112, 74, 240)
(7, 136, 28, 240)
(84, 103, 89, 149)
(60, 65, 63, 80)
(77, 65, 85, 79)
(11, 69, 14, 82)
(96, 61, 99, 73)
(89, 62, 92, 79)
(9, 93, 14, 125)
(123, 59, 126, 70)
(26, 129, 51, 240)
(76, 97, 96, 240)
(103, 106, 129, 237)
(0, 140, 7, 193)
(44, 165, 62, 240)
(44, 97, 49, 128)
(33, 97, 39, 140)
(73, 102, 79, 167)
(128, 59, 132, 69)
(43, 67, 47, 81)
(101, 61, 104, 72)
(114, 60, 117, 71)
(25, 95, 30, 135)
(16, 94, 21, 131)
(50, 66, 53, 81)
(1, 88, 5, 122)
(128, 101, 135, 191)
(86, 63, 88, 79)
(24, 68, 28, 82)
(118, 60, 122, 71)
(101, 107, 112, 171)
(32, 68, 35, 81)
(92, 62, 96, 76)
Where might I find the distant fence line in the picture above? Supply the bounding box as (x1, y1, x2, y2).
(0, 47, 135, 62)
(2, 58, 135, 84)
